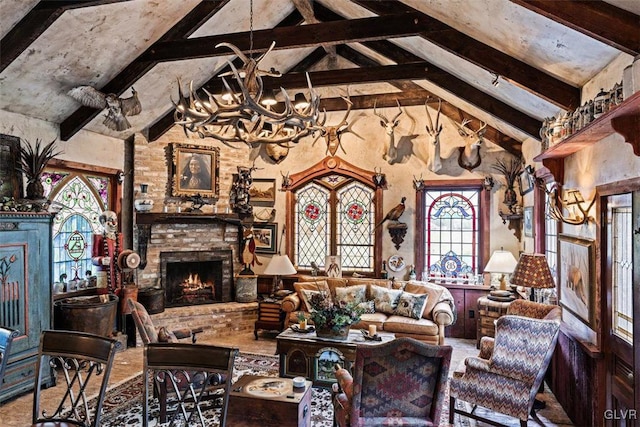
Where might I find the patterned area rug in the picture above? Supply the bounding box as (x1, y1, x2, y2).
(98, 352, 333, 426)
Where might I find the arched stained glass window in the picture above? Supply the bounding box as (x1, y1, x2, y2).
(294, 178, 376, 273)
(423, 188, 481, 279)
(42, 168, 114, 285)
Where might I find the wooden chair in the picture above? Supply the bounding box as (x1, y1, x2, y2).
(0, 326, 19, 388)
(332, 337, 452, 426)
(127, 298, 202, 344)
(31, 330, 118, 427)
(143, 342, 238, 426)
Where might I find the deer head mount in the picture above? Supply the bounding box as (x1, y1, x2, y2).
(424, 98, 443, 173)
(454, 118, 487, 171)
(313, 96, 354, 156)
(374, 100, 404, 164)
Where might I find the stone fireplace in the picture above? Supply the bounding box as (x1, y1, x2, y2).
(160, 249, 233, 307)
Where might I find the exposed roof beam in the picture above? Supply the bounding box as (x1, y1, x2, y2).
(60, 0, 231, 141)
(138, 12, 438, 62)
(510, 0, 640, 56)
(0, 0, 126, 72)
(345, 0, 580, 110)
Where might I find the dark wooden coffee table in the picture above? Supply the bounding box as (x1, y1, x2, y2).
(276, 328, 395, 387)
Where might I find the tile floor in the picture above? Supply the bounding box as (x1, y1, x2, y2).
(0, 331, 573, 426)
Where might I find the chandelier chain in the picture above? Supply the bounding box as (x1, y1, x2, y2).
(249, 0, 254, 57)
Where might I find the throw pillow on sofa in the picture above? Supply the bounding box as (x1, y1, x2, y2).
(370, 285, 403, 314)
(293, 280, 331, 311)
(394, 291, 429, 320)
(402, 281, 445, 319)
(335, 285, 375, 313)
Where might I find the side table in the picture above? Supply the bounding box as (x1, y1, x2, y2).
(476, 296, 513, 348)
(254, 298, 285, 339)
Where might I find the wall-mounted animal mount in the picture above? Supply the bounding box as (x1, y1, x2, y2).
(313, 96, 354, 156)
(68, 86, 141, 131)
(424, 98, 443, 173)
(373, 100, 403, 164)
(265, 142, 289, 164)
(454, 119, 487, 171)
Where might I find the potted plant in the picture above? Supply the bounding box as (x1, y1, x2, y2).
(307, 292, 364, 340)
(16, 138, 61, 200)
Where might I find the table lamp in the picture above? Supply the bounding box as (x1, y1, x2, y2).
(511, 253, 555, 301)
(484, 250, 518, 294)
(264, 254, 297, 296)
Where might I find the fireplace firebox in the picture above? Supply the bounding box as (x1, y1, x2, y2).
(160, 249, 234, 307)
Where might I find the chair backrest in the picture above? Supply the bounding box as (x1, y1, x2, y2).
(507, 299, 562, 322)
(490, 315, 560, 387)
(0, 326, 19, 387)
(32, 330, 117, 427)
(143, 342, 238, 427)
(128, 298, 159, 344)
(350, 337, 452, 425)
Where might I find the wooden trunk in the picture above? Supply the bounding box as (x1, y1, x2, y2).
(226, 375, 312, 427)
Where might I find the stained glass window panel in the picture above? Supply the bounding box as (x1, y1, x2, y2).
(609, 195, 632, 344)
(337, 182, 374, 272)
(295, 183, 330, 269)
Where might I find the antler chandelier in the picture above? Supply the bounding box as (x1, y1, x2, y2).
(173, 0, 323, 146)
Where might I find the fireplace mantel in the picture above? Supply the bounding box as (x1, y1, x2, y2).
(136, 212, 243, 270)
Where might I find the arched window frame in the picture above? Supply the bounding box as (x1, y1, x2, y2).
(285, 157, 383, 276)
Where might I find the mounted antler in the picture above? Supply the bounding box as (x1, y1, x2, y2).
(374, 100, 403, 164)
(313, 95, 353, 156)
(424, 97, 443, 173)
(454, 118, 487, 171)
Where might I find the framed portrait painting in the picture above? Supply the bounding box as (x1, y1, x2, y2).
(171, 143, 219, 198)
(249, 178, 276, 205)
(0, 134, 23, 200)
(252, 223, 277, 254)
(558, 234, 595, 328)
(523, 206, 534, 237)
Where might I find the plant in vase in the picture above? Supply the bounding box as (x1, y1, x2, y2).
(307, 291, 364, 340)
(16, 139, 62, 200)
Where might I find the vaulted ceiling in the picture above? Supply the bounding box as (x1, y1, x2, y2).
(1, 0, 638, 158)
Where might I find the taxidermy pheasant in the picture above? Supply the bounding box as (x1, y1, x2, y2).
(375, 196, 406, 228)
(68, 86, 142, 131)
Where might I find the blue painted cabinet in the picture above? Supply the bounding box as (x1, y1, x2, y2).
(0, 213, 54, 403)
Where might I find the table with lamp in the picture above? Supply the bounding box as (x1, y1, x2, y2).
(510, 253, 556, 302)
(254, 253, 297, 339)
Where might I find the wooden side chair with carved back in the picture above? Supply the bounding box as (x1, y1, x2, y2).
(0, 326, 19, 388)
(127, 298, 203, 345)
(31, 330, 118, 427)
(143, 342, 238, 426)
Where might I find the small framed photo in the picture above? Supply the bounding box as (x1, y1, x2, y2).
(325, 255, 342, 278)
(249, 178, 276, 205)
(170, 143, 219, 198)
(0, 135, 23, 200)
(523, 206, 534, 237)
(519, 168, 535, 196)
(252, 223, 277, 254)
(558, 234, 595, 328)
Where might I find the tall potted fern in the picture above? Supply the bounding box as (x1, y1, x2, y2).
(16, 139, 61, 200)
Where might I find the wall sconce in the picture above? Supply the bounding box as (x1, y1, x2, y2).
(547, 187, 595, 225)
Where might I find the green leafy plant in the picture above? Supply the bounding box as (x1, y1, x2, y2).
(16, 138, 62, 199)
(307, 291, 364, 333)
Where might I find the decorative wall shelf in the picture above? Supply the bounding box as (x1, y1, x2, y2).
(533, 91, 640, 182)
(499, 212, 522, 241)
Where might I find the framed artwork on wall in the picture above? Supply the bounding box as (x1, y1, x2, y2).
(519, 168, 535, 195)
(170, 143, 219, 198)
(249, 178, 276, 204)
(252, 223, 277, 254)
(558, 234, 595, 328)
(0, 134, 23, 200)
(325, 255, 342, 278)
(523, 206, 534, 237)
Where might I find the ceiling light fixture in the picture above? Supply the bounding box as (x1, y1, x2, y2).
(172, 0, 323, 146)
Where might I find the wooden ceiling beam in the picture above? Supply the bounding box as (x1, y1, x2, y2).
(138, 12, 438, 62)
(60, 0, 231, 141)
(344, 0, 580, 110)
(0, 0, 127, 73)
(510, 0, 640, 56)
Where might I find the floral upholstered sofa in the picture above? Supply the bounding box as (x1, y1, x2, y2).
(281, 276, 456, 345)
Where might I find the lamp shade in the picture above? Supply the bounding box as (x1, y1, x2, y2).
(484, 250, 518, 274)
(511, 253, 555, 289)
(264, 254, 297, 276)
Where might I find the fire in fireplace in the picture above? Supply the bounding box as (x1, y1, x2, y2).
(160, 249, 234, 307)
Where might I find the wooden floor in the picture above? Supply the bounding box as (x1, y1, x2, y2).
(0, 331, 572, 426)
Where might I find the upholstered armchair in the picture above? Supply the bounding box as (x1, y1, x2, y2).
(507, 299, 562, 321)
(332, 337, 452, 426)
(128, 298, 202, 344)
(449, 315, 560, 427)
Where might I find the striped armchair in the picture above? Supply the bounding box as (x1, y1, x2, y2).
(449, 315, 560, 427)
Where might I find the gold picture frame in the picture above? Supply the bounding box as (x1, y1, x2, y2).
(170, 143, 219, 198)
(558, 234, 595, 328)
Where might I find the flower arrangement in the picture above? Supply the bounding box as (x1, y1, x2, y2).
(307, 291, 364, 334)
